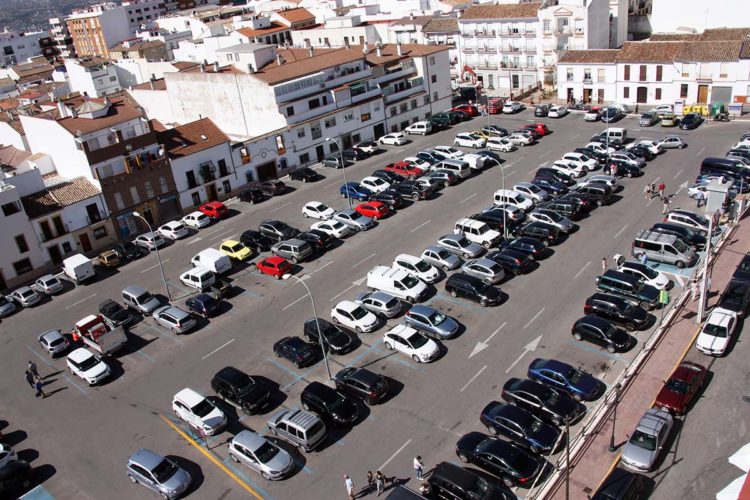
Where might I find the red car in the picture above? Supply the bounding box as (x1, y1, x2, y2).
(355, 201, 390, 220)
(654, 361, 707, 414)
(256, 256, 292, 279)
(384, 161, 424, 179)
(522, 123, 550, 136)
(199, 201, 228, 219)
(451, 104, 480, 117)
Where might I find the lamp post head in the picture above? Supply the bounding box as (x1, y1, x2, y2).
(325, 137, 332, 142)
(132, 211, 141, 218)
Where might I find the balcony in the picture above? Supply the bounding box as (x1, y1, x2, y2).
(697, 74, 713, 82)
(85, 129, 160, 166)
(477, 62, 498, 70)
(462, 46, 475, 53)
(476, 46, 497, 54)
(476, 30, 496, 38)
(40, 224, 70, 242)
(583, 78, 593, 84)
(374, 63, 418, 84)
(383, 82, 425, 104)
(524, 30, 536, 37)
(323, 67, 371, 91)
(461, 32, 473, 38)
(286, 101, 337, 125)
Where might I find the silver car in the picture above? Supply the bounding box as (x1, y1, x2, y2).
(527, 209, 574, 233)
(33, 274, 64, 295)
(38, 329, 69, 357)
(334, 210, 375, 232)
(354, 291, 402, 319)
(658, 135, 687, 149)
(404, 305, 460, 340)
(461, 258, 506, 284)
(228, 430, 294, 481)
(127, 448, 192, 499)
(421, 245, 461, 271)
(0, 295, 17, 318)
(621, 408, 673, 471)
(436, 234, 484, 259)
(10, 286, 41, 308)
(153, 306, 197, 334)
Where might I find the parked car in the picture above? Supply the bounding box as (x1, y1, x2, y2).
(486, 137, 517, 152)
(9, 286, 41, 308)
(383, 324, 440, 363)
(33, 274, 64, 295)
(331, 300, 379, 333)
(239, 187, 264, 204)
(126, 449, 191, 500)
(534, 104, 549, 117)
(548, 105, 568, 118)
(311, 220, 353, 239)
(421, 245, 462, 271)
(185, 293, 221, 318)
(172, 388, 226, 435)
(259, 180, 287, 196)
(404, 304, 459, 340)
(592, 467, 652, 500)
(584, 293, 650, 332)
(355, 140, 378, 154)
(211, 366, 271, 414)
(341, 148, 368, 162)
(38, 329, 70, 357)
(134, 232, 166, 251)
(273, 336, 317, 368)
(455, 432, 544, 487)
(240, 230, 274, 252)
(359, 176, 391, 194)
(379, 132, 408, 146)
(289, 167, 319, 182)
(370, 189, 404, 210)
(99, 298, 132, 328)
(334, 209, 375, 232)
(658, 135, 688, 149)
(527, 358, 602, 401)
(114, 241, 148, 260)
(499, 237, 547, 260)
(480, 401, 560, 454)
(297, 230, 332, 251)
(663, 209, 716, 237)
(354, 291, 402, 319)
(444, 273, 502, 307)
(502, 101, 524, 114)
(654, 361, 707, 414)
(228, 430, 294, 480)
(199, 201, 228, 220)
(300, 381, 359, 425)
(618, 261, 672, 290)
(258, 219, 300, 241)
(67, 347, 110, 385)
(650, 223, 706, 250)
(620, 408, 674, 471)
(321, 154, 346, 169)
(718, 279, 750, 316)
(302, 201, 335, 220)
(339, 182, 372, 201)
(507, 133, 533, 146)
(153, 305, 197, 334)
(454, 132, 486, 149)
(679, 112, 704, 130)
(219, 240, 252, 261)
(571, 315, 634, 353)
(486, 249, 534, 276)
(437, 234, 484, 259)
(461, 258, 506, 284)
(695, 307, 738, 356)
(501, 378, 586, 425)
(333, 367, 389, 405)
(303, 318, 354, 354)
(182, 211, 211, 229)
(158, 220, 189, 240)
(639, 111, 660, 127)
(393, 253, 440, 283)
(256, 256, 292, 279)
(354, 201, 390, 220)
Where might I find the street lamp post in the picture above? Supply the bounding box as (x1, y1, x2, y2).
(608, 382, 622, 452)
(565, 416, 571, 500)
(326, 137, 351, 208)
(283, 273, 332, 380)
(132, 211, 171, 301)
(500, 165, 508, 239)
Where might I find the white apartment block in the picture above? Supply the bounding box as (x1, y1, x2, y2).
(122, 0, 167, 33)
(65, 58, 123, 97)
(0, 30, 49, 68)
(650, 0, 749, 35)
(290, 16, 381, 49)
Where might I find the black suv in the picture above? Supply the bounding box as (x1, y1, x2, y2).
(561, 192, 593, 212)
(531, 178, 569, 197)
(371, 169, 403, 184)
(289, 167, 319, 182)
(259, 180, 287, 196)
(596, 269, 660, 310)
(0, 460, 33, 496)
(650, 223, 706, 250)
(240, 229, 274, 252)
(604, 159, 643, 178)
(371, 189, 404, 210)
(575, 184, 612, 206)
(575, 147, 608, 164)
(114, 241, 148, 261)
(718, 279, 750, 317)
(500, 237, 547, 259)
(592, 467, 652, 500)
(516, 222, 561, 245)
(572, 316, 634, 353)
(341, 148, 369, 162)
(99, 298, 132, 328)
(393, 180, 433, 201)
(239, 186, 264, 203)
(471, 210, 513, 232)
(536, 168, 575, 186)
(258, 219, 299, 242)
(297, 230, 333, 251)
(501, 378, 585, 426)
(584, 293, 649, 331)
(300, 381, 359, 425)
(303, 318, 353, 354)
(541, 198, 583, 221)
(272, 336, 317, 368)
(211, 366, 271, 414)
(333, 367, 389, 405)
(445, 273, 502, 307)
(428, 461, 512, 500)
(486, 249, 534, 275)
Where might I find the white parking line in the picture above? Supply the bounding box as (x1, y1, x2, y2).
(571, 133, 580, 140)
(461, 365, 488, 392)
(329, 284, 357, 302)
(523, 307, 545, 329)
(672, 168, 684, 180)
(696, 147, 706, 157)
(307, 260, 334, 275)
(379, 439, 413, 472)
(507, 170, 518, 176)
(270, 201, 292, 213)
(539, 151, 550, 159)
(282, 295, 308, 311)
(185, 236, 204, 246)
(409, 220, 431, 233)
(203, 225, 230, 236)
(141, 259, 170, 273)
(208, 228, 235, 241)
(201, 338, 236, 360)
(350, 252, 376, 269)
(613, 224, 629, 239)
(459, 193, 477, 204)
(65, 293, 97, 310)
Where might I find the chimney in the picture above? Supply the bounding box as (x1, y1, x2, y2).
(150, 73, 156, 81)
(276, 53, 282, 65)
(308, 46, 314, 57)
(247, 63, 255, 73)
(397, 42, 402, 56)
(56, 99, 68, 118)
(376, 44, 382, 57)
(200, 62, 206, 72)
(213, 61, 220, 72)
(409, 12, 414, 21)
(363, 42, 368, 54)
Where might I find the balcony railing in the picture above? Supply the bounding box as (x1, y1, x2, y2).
(476, 47, 497, 54)
(85, 130, 160, 166)
(86, 212, 106, 225)
(462, 47, 475, 53)
(461, 32, 473, 38)
(477, 63, 498, 70)
(476, 30, 496, 38)
(583, 78, 593, 84)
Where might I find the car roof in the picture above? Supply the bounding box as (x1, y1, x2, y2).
(530, 358, 570, 374)
(233, 430, 266, 451)
(636, 408, 670, 436)
(576, 315, 612, 329)
(174, 388, 205, 406)
(129, 448, 164, 470)
(336, 300, 360, 313)
(263, 256, 287, 265)
(68, 347, 95, 363)
(39, 329, 64, 341)
(706, 309, 735, 327)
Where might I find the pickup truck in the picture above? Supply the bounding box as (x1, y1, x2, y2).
(179, 267, 232, 299)
(384, 161, 424, 179)
(72, 314, 127, 355)
(98, 299, 132, 328)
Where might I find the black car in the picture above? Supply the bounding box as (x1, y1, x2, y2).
(272, 336, 317, 368)
(486, 249, 534, 275)
(572, 316, 634, 353)
(239, 186, 264, 203)
(303, 318, 354, 354)
(452, 110, 472, 122)
(475, 150, 502, 165)
(601, 107, 623, 123)
(500, 237, 547, 259)
(536, 168, 575, 186)
(531, 178, 569, 197)
(584, 293, 649, 331)
(561, 192, 593, 212)
(371, 189, 404, 210)
(455, 432, 544, 488)
(626, 145, 655, 161)
(98, 298, 132, 327)
(574, 184, 612, 206)
(393, 180, 433, 201)
(114, 241, 148, 260)
(592, 467, 652, 500)
(534, 104, 549, 117)
(650, 223, 706, 250)
(371, 169, 403, 184)
(470, 210, 513, 232)
(0, 459, 33, 496)
(258, 219, 299, 241)
(297, 230, 333, 251)
(516, 221, 561, 245)
(574, 147, 609, 164)
(428, 462, 512, 500)
(211, 366, 271, 414)
(430, 115, 450, 130)
(718, 279, 750, 316)
(341, 148, 369, 162)
(445, 273, 502, 307)
(259, 180, 287, 196)
(444, 111, 463, 124)
(186, 293, 221, 318)
(289, 167, 319, 182)
(240, 229, 274, 252)
(733, 252, 750, 282)
(480, 401, 560, 454)
(300, 381, 359, 425)
(501, 378, 586, 425)
(727, 149, 750, 162)
(333, 367, 389, 405)
(604, 160, 643, 178)
(590, 135, 623, 150)
(541, 198, 584, 221)
(679, 112, 704, 130)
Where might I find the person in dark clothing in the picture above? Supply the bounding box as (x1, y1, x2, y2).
(25, 370, 34, 388)
(35, 379, 45, 398)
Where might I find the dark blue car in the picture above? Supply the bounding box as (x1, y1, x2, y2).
(185, 293, 220, 318)
(480, 401, 561, 454)
(527, 358, 602, 402)
(531, 178, 569, 197)
(340, 182, 372, 201)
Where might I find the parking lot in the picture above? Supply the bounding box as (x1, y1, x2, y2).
(1, 108, 747, 500)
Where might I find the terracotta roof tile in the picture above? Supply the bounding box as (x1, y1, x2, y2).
(172, 61, 200, 71)
(391, 15, 434, 28)
(0, 144, 31, 167)
(56, 98, 145, 135)
(616, 41, 683, 63)
(699, 28, 750, 41)
(460, 2, 541, 20)
(422, 18, 459, 34)
(237, 22, 290, 39)
(558, 49, 619, 64)
(674, 40, 742, 62)
(363, 43, 450, 65)
(21, 176, 101, 219)
(131, 78, 167, 91)
(111, 40, 165, 52)
(11, 57, 54, 79)
(275, 7, 315, 24)
(649, 33, 700, 41)
(253, 46, 364, 85)
(740, 40, 750, 59)
(158, 117, 229, 159)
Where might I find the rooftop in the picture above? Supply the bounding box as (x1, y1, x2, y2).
(616, 41, 683, 63)
(674, 40, 743, 62)
(110, 39, 166, 52)
(390, 15, 434, 28)
(21, 176, 101, 219)
(558, 49, 619, 64)
(158, 117, 229, 158)
(460, 2, 542, 21)
(55, 98, 145, 135)
(236, 22, 290, 39)
(131, 78, 167, 91)
(422, 18, 459, 34)
(0, 144, 32, 168)
(274, 7, 315, 25)
(11, 57, 54, 80)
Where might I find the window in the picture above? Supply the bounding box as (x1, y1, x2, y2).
(361, 113, 370, 121)
(543, 20, 551, 33)
(286, 106, 294, 116)
(488, 74, 494, 88)
(423, 95, 430, 105)
(311, 122, 322, 140)
(130, 186, 140, 205)
(655, 88, 662, 100)
(624, 65, 630, 81)
(1, 201, 20, 216)
(297, 127, 305, 138)
(400, 103, 408, 113)
(299, 153, 310, 164)
(390, 106, 397, 116)
(433, 91, 438, 101)
(13, 258, 32, 275)
(61, 242, 72, 253)
(113, 192, 125, 210)
(575, 19, 583, 33)
(144, 181, 154, 198)
(93, 226, 107, 239)
(526, 56, 534, 67)
(227, 54, 233, 61)
(429, 56, 435, 65)
(431, 74, 437, 83)
(583, 68, 592, 81)
(324, 117, 336, 128)
(222, 180, 231, 194)
(186, 170, 197, 189)
(191, 192, 201, 206)
(15, 234, 28, 253)
(623, 87, 630, 98)
(680, 84, 688, 98)
(639, 65, 647, 81)
(566, 68, 573, 82)
(411, 99, 417, 109)
(344, 111, 354, 121)
(308, 98, 320, 110)
(598, 68, 605, 82)
(218, 159, 229, 177)
(109, 76, 117, 82)
(656, 65, 663, 81)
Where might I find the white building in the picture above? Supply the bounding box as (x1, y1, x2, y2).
(49, 18, 77, 61)
(0, 30, 49, 68)
(422, 17, 460, 74)
(155, 14, 228, 40)
(122, 0, 167, 33)
(557, 49, 619, 103)
(65, 58, 123, 97)
(232, 15, 292, 46)
(136, 27, 192, 59)
(172, 36, 241, 63)
(290, 16, 381, 49)
(388, 15, 433, 45)
(650, 0, 749, 34)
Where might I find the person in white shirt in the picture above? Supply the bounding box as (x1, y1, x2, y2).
(413, 456, 424, 479)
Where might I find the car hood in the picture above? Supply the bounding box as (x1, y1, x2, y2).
(654, 385, 688, 412)
(530, 421, 561, 450)
(240, 382, 271, 404)
(331, 398, 359, 422)
(621, 441, 655, 469)
(202, 408, 226, 428)
(265, 448, 294, 473)
(414, 338, 440, 357)
(82, 360, 109, 379)
(327, 330, 353, 351)
(696, 332, 729, 353)
(437, 316, 460, 336)
(160, 466, 191, 492)
(652, 274, 670, 289)
(639, 285, 659, 302)
(456, 431, 486, 453)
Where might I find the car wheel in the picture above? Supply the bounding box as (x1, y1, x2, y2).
(487, 425, 498, 435)
(450, 289, 458, 298)
(302, 401, 311, 411)
(443, 182, 450, 189)
(597, 199, 603, 207)
(160, 493, 169, 500)
(274, 349, 281, 358)
(412, 194, 420, 201)
(482, 241, 491, 249)
(627, 172, 633, 178)
(291, 257, 299, 264)
(676, 260, 685, 269)
(341, 193, 346, 198)
(406, 296, 416, 304)
(458, 453, 469, 463)
(606, 344, 617, 354)
(463, 252, 471, 258)
(573, 332, 582, 341)
(625, 322, 636, 332)
(385, 342, 394, 350)
(303, 213, 309, 218)
(230, 453, 240, 463)
(572, 393, 583, 402)
(503, 477, 514, 487)
(442, 264, 450, 271)
(680, 144, 686, 149)
(412, 354, 421, 363)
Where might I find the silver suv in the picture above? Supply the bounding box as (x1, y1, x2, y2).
(620, 408, 673, 471)
(270, 238, 313, 264)
(267, 408, 326, 452)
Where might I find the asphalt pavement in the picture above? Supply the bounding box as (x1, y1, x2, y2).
(1, 109, 747, 500)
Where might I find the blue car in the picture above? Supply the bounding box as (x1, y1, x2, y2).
(531, 178, 568, 197)
(340, 182, 372, 201)
(527, 358, 602, 402)
(479, 401, 560, 454)
(185, 293, 221, 318)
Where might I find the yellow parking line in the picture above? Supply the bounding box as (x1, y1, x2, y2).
(159, 415, 264, 499)
(592, 451, 622, 493)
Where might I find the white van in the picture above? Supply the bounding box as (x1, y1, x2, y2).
(191, 248, 232, 275)
(434, 159, 471, 179)
(63, 254, 96, 285)
(366, 265, 428, 304)
(493, 189, 534, 211)
(179, 267, 217, 292)
(404, 121, 432, 135)
(454, 218, 501, 248)
(596, 127, 627, 143)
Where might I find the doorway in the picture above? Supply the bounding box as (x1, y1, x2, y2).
(0, 270, 5, 292)
(48, 245, 62, 265)
(315, 145, 325, 162)
(697, 85, 709, 103)
(566, 88, 574, 103)
(636, 86, 647, 103)
(583, 88, 592, 103)
(79, 233, 92, 253)
(256, 161, 277, 181)
(206, 183, 218, 201)
(597, 89, 604, 104)
(373, 123, 385, 139)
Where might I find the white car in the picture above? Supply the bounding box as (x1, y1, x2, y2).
(182, 211, 212, 229)
(158, 220, 189, 240)
(551, 160, 586, 178)
(462, 153, 486, 170)
(548, 105, 568, 118)
(383, 324, 440, 363)
(454, 133, 486, 149)
(38, 329, 70, 357)
(403, 157, 433, 171)
(33, 274, 64, 295)
(503, 101, 524, 114)
(172, 388, 227, 435)
(360, 176, 391, 194)
(331, 300, 379, 333)
(0, 443, 17, 469)
(618, 261, 671, 290)
(311, 220, 353, 238)
(561, 152, 598, 171)
(586, 142, 616, 154)
(302, 201, 336, 220)
(732, 140, 750, 150)
(507, 133, 533, 146)
(379, 132, 407, 146)
(9, 286, 41, 308)
(67, 347, 111, 385)
(629, 139, 662, 155)
(486, 137, 517, 152)
(393, 254, 440, 284)
(134, 232, 165, 251)
(696, 308, 737, 356)
(433, 145, 465, 159)
(653, 104, 674, 116)
(584, 108, 601, 121)
(513, 182, 548, 202)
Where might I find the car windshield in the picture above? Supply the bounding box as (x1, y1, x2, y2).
(332, 222, 345, 230)
(666, 378, 690, 394)
(604, 324, 621, 339)
(673, 238, 689, 253)
(630, 430, 657, 451)
(351, 306, 369, 320)
(638, 266, 658, 279)
(403, 275, 421, 288)
(20, 290, 35, 298)
(428, 310, 446, 325)
(255, 441, 280, 464)
(78, 355, 100, 371)
(414, 260, 431, 272)
(191, 398, 215, 417)
(275, 222, 290, 230)
(229, 244, 243, 252)
(703, 322, 728, 338)
(566, 367, 583, 385)
(436, 248, 452, 259)
(43, 278, 57, 287)
(136, 292, 153, 303)
(406, 331, 429, 349)
(152, 459, 179, 483)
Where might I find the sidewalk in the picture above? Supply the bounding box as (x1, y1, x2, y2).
(547, 217, 750, 499)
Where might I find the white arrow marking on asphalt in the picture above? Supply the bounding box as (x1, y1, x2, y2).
(185, 236, 204, 245)
(504, 335, 543, 374)
(329, 277, 367, 301)
(469, 321, 507, 359)
(675, 181, 688, 195)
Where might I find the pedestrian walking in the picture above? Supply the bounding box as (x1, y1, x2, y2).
(662, 199, 670, 214)
(658, 183, 666, 198)
(691, 279, 699, 302)
(650, 183, 656, 199)
(375, 471, 385, 496)
(601, 257, 608, 274)
(344, 474, 355, 500)
(413, 456, 424, 480)
(365, 471, 374, 494)
(639, 252, 648, 266)
(35, 379, 45, 399)
(644, 184, 651, 200)
(24, 370, 34, 388)
(696, 190, 706, 208)
(27, 361, 39, 379)
(611, 163, 618, 178)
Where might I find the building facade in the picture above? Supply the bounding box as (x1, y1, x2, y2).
(65, 58, 123, 97)
(66, 4, 132, 58)
(49, 18, 78, 61)
(0, 30, 50, 68)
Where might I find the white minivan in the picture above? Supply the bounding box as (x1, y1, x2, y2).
(405, 121, 433, 135)
(191, 248, 232, 274)
(493, 189, 534, 211)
